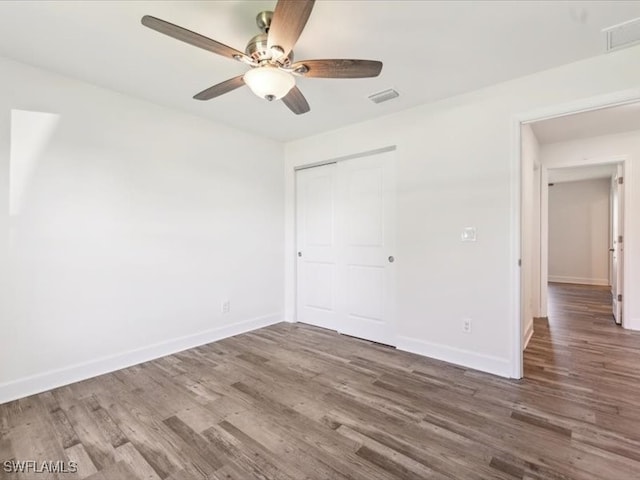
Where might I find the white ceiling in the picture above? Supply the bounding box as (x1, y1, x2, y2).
(531, 101, 640, 144)
(533, 102, 640, 183)
(1, 1, 639, 141)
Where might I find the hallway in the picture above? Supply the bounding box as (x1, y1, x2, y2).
(525, 282, 636, 380)
(524, 282, 640, 471)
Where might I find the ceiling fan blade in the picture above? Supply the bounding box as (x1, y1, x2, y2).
(292, 59, 383, 78)
(267, 0, 315, 57)
(193, 75, 245, 100)
(282, 86, 310, 115)
(141, 15, 250, 62)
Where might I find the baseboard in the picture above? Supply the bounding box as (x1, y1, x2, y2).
(395, 336, 512, 378)
(0, 313, 282, 405)
(625, 317, 640, 331)
(523, 321, 534, 350)
(283, 313, 297, 323)
(548, 275, 609, 286)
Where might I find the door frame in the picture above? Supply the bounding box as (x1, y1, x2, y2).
(611, 163, 625, 324)
(540, 157, 628, 313)
(510, 88, 640, 379)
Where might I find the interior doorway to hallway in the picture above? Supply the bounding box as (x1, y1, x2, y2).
(545, 163, 624, 323)
(515, 98, 640, 378)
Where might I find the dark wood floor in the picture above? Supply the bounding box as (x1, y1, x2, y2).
(2, 283, 640, 479)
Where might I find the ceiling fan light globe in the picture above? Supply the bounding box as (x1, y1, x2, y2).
(243, 66, 295, 101)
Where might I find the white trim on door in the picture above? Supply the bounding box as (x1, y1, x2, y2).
(294, 146, 397, 172)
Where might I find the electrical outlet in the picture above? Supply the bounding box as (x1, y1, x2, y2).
(222, 300, 230, 314)
(463, 318, 472, 333)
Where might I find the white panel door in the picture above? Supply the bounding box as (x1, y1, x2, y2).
(611, 166, 624, 325)
(296, 164, 338, 331)
(336, 151, 396, 344)
(296, 151, 396, 345)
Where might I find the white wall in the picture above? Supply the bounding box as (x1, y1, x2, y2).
(0, 57, 285, 403)
(532, 154, 542, 319)
(548, 179, 611, 285)
(284, 44, 640, 377)
(540, 129, 640, 329)
(520, 125, 540, 348)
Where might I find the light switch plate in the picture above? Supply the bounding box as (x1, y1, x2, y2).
(461, 227, 476, 242)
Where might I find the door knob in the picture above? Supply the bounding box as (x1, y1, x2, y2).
(388, 256, 395, 263)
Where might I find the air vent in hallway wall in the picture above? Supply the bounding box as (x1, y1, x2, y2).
(604, 17, 640, 52)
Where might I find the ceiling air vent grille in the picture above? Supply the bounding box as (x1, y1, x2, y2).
(368, 88, 399, 104)
(604, 17, 640, 52)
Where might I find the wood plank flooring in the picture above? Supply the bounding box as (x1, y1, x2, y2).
(2, 283, 640, 479)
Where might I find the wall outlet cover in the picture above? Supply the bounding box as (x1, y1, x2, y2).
(222, 300, 231, 314)
(463, 318, 472, 333)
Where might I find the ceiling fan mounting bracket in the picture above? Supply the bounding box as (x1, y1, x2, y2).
(256, 11, 273, 34)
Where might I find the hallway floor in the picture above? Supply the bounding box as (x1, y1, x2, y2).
(524, 282, 640, 475)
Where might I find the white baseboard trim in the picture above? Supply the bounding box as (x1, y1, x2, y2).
(625, 317, 640, 331)
(395, 336, 512, 378)
(548, 275, 609, 286)
(0, 313, 282, 405)
(523, 321, 534, 350)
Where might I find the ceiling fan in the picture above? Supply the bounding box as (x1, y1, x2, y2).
(141, 0, 382, 115)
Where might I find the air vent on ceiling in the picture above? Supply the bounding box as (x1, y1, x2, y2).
(603, 17, 640, 52)
(368, 88, 399, 104)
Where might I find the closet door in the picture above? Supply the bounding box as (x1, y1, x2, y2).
(295, 150, 396, 345)
(295, 163, 339, 331)
(337, 151, 396, 344)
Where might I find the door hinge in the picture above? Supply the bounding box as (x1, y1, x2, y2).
(518, 259, 522, 267)
(618, 235, 623, 243)
(618, 176, 624, 185)
(618, 294, 623, 302)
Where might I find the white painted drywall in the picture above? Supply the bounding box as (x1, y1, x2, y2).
(540, 129, 640, 329)
(0, 57, 284, 403)
(548, 179, 611, 286)
(532, 158, 542, 319)
(521, 124, 540, 347)
(540, 167, 549, 319)
(284, 44, 640, 376)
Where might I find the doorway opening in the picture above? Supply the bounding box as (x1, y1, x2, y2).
(545, 163, 624, 321)
(513, 94, 640, 378)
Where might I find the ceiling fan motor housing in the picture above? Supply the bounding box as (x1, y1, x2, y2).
(246, 11, 293, 65)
